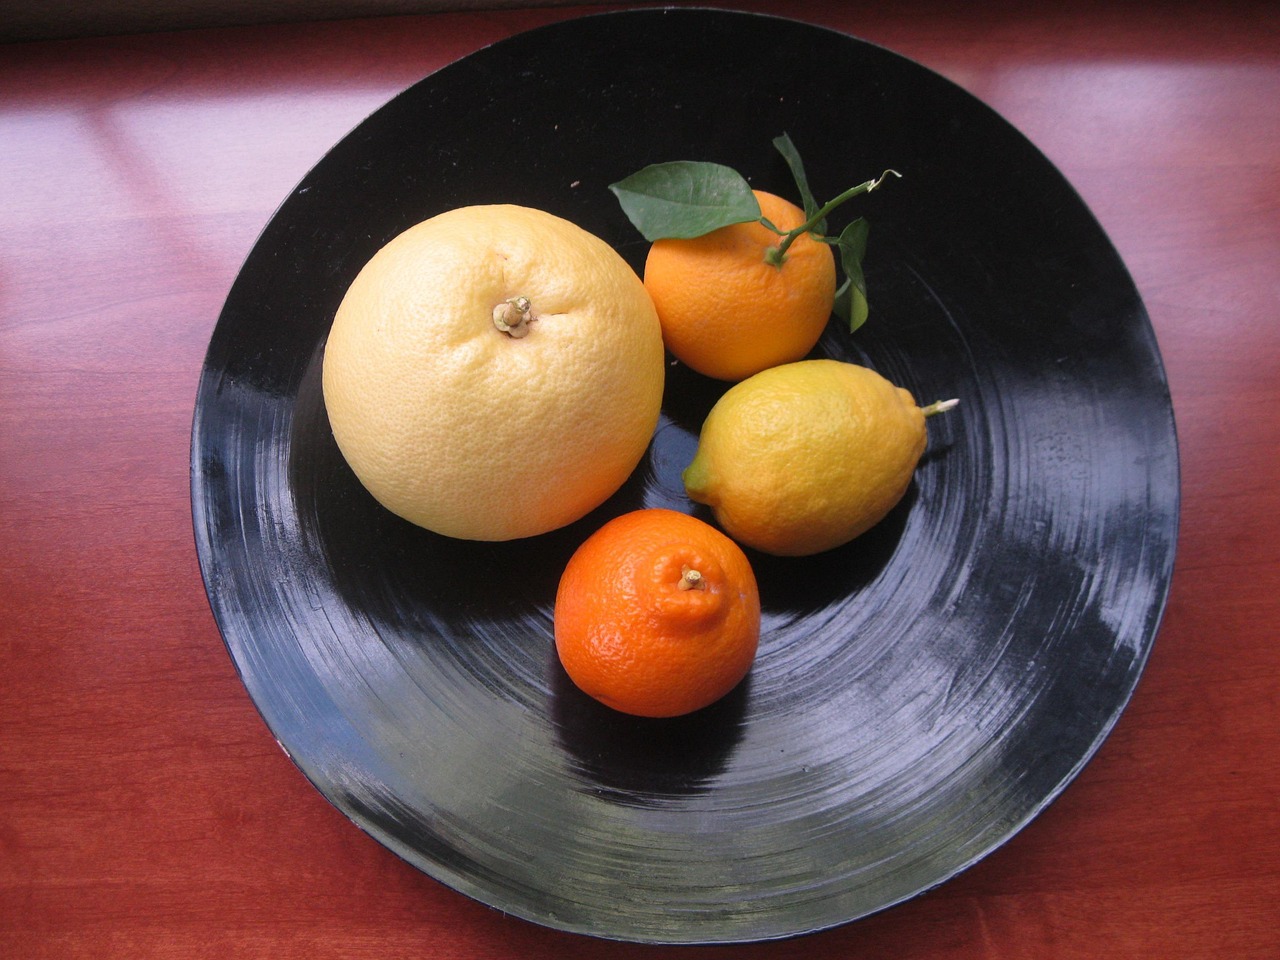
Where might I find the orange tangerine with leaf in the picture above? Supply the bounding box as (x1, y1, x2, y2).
(643, 189, 837, 381)
(610, 134, 898, 381)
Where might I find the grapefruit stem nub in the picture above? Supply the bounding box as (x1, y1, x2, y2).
(493, 296, 534, 338)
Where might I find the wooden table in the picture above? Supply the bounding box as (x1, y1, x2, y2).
(3, 1, 1277, 956)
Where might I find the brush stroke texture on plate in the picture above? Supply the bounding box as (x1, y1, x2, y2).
(191, 8, 1179, 945)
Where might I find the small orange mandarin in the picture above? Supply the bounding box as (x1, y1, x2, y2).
(554, 508, 761, 718)
(643, 189, 837, 381)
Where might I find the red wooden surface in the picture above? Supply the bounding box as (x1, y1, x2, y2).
(2, 2, 1277, 956)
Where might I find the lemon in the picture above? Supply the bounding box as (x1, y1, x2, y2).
(682, 359, 955, 556)
(322, 205, 665, 541)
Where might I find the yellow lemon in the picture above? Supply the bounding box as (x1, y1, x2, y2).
(322, 205, 665, 541)
(682, 359, 955, 556)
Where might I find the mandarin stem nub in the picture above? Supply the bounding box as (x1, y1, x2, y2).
(678, 565, 706, 591)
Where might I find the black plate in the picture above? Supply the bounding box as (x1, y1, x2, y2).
(191, 8, 1179, 945)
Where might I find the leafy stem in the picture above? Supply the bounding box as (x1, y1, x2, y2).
(609, 134, 901, 332)
(765, 169, 901, 266)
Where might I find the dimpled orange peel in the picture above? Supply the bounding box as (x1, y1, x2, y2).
(554, 509, 761, 718)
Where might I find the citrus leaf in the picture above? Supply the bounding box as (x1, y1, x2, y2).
(772, 132, 824, 231)
(833, 217, 870, 332)
(609, 161, 761, 241)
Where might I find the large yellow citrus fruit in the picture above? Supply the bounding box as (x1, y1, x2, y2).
(643, 190, 836, 381)
(683, 359, 953, 556)
(322, 205, 665, 541)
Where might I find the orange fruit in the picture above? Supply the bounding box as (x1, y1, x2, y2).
(554, 508, 761, 718)
(322, 204, 665, 541)
(642, 189, 837, 381)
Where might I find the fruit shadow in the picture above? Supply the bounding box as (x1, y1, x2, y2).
(549, 662, 751, 805)
(658, 355, 913, 615)
(742, 483, 916, 618)
(287, 344, 653, 633)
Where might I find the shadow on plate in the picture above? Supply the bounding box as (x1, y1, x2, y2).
(549, 660, 751, 805)
(287, 340, 910, 631)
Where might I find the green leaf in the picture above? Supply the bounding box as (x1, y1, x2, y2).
(832, 217, 871, 332)
(772, 132, 824, 230)
(608, 161, 761, 241)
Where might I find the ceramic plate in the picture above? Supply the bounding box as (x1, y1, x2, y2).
(191, 9, 1179, 944)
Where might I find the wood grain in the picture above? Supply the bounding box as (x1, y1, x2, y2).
(2, 1, 1277, 956)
